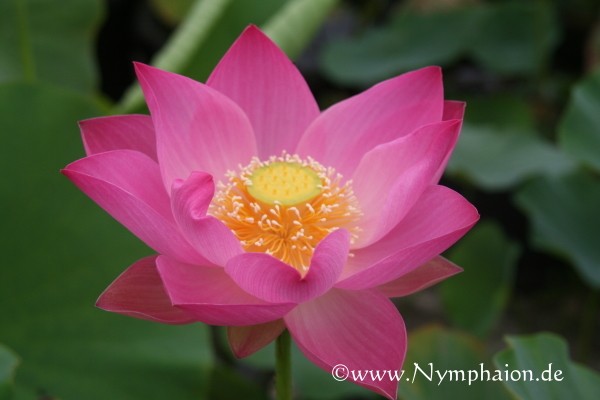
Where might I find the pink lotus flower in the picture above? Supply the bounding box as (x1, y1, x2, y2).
(63, 26, 478, 398)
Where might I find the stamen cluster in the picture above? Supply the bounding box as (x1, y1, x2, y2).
(209, 154, 362, 272)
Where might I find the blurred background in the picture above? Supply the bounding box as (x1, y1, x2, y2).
(1, 0, 600, 399)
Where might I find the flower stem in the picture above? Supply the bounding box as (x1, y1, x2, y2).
(275, 330, 292, 400)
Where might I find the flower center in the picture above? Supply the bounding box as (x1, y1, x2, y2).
(247, 162, 321, 206)
(209, 154, 362, 273)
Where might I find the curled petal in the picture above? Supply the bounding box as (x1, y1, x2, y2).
(208, 25, 319, 157)
(432, 100, 466, 183)
(156, 256, 295, 326)
(62, 150, 209, 265)
(377, 256, 462, 297)
(80, 114, 157, 161)
(352, 120, 461, 247)
(96, 256, 195, 324)
(285, 289, 406, 400)
(337, 185, 478, 290)
(171, 172, 243, 266)
(296, 66, 443, 178)
(225, 229, 349, 303)
(227, 319, 285, 358)
(442, 100, 466, 121)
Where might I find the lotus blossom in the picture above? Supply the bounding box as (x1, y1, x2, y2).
(62, 26, 478, 398)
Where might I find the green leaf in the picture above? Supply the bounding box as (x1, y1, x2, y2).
(0, 345, 19, 400)
(514, 171, 600, 288)
(0, 0, 103, 92)
(462, 95, 536, 130)
(117, 0, 233, 113)
(0, 83, 212, 399)
(398, 326, 512, 400)
(469, 2, 559, 75)
(150, 0, 195, 25)
(447, 124, 575, 190)
(180, 0, 289, 83)
(493, 333, 600, 400)
(187, 0, 342, 78)
(263, 0, 340, 60)
(439, 222, 520, 337)
(119, 0, 337, 113)
(558, 68, 600, 171)
(321, 7, 482, 86)
(320, 1, 559, 86)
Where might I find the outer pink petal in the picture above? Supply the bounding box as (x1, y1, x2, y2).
(432, 100, 466, 182)
(443, 100, 466, 121)
(80, 114, 157, 161)
(227, 319, 285, 358)
(96, 256, 195, 324)
(156, 256, 295, 326)
(296, 66, 444, 179)
(352, 120, 461, 247)
(207, 25, 319, 157)
(171, 171, 243, 266)
(225, 229, 349, 303)
(285, 289, 406, 400)
(134, 63, 257, 189)
(337, 185, 478, 290)
(62, 150, 209, 265)
(377, 256, 462, 297)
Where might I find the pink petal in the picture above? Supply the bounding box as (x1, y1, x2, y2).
(156, 256, 295, 326)
(352, 120, 461, 247)
(171, 171, 243, 266)
(227, 319, 285, 358)
(443, 100, 466, 121)
(285, 289, 406, 400)
(337, 185, 478, 290)
(377, 256, 462, 297)
(432, 100, 466, 182)
(207, 25, 319, 158)
(62, 150, 209, 265)
(225, 229, 349, 303)
(96, 256, 195, 324)
(80, 114, 157, 161)
(134, 63, 257, 189)
(296, 66, 444, 179)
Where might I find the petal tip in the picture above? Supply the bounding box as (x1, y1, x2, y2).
(133, 62, 162, 85)
(243, 23, 260, 33)
(132, 61, 151, 73)
(95, 287, 118, 312)
(95, 295, 107, 310)
(453, 266, 464, 275)
(396, 65, 442, 84)
(60, 165, 78, 178)
(77, 119, 89, 129)
(241, 24, 269, 40)
(230, 23, 282, 58)
(422, 65, 442, 76)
